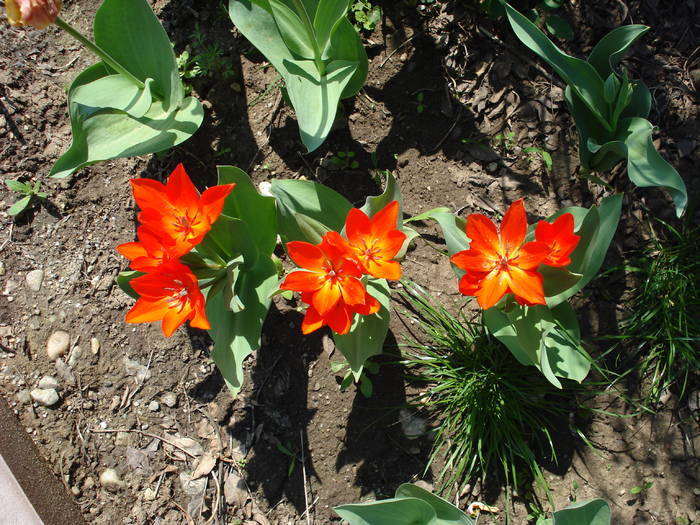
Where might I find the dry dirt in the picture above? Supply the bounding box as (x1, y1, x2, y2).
(1, 0, 699, 523)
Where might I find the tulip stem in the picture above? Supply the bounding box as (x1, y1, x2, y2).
(54, 17, 146, 91)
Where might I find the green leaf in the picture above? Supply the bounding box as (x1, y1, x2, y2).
(268, 0, 316, 59)
(8, 195, 32, 216)
(116, 270, 144, 300)
(271, 178, 353, 243)
(93, 0, 184, 108)
(542, 194, 622, 308)
(5, 180, 31, 193)
(282, 58, 358, 151)
(553, 499, 611, 525)
(544, 14, 573, 40)
(70, 75, 154, 119)
(333, 278, 391, 380)
(314, 0, 350, 58)
(543, 0, 564, 8)
(335, 498, 437, 525)
(411, 209, 469, 275)
(395, 484, 475, 524)
(294, 212, 332, 245)
(358, 374, 373, 397)
(500, 0, 611, 131)
(206, 256, 278, 396)
(620, 117, 687, 217)
(217, 166, 278, 257)
(587, 25, 650, 79)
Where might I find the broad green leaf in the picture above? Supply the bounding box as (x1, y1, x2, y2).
(395, 484, 475, 524)
(500, 0, 611, 131)
(314, 0, 350, 58)
(620, 117, 687, 217)
(543, 0, 564, 8)
(268, 0, 316, 59)
(587, 25, 650, 79)
(206, 256, 278, 396)
(282, 58, 358, 151)
(544, 14, 573, 41)
(412, 209, 469, 275)
(294, 212, 332, 244)
(563, 86, 611, 171)
(542, 195, 622, 308)
(50, 92, 203, 179)
(271, 179, 352, 243)
(621, 81, 651, 119)
(333, 278, 391, 380)
(70, 75, 154, 119)
(217, 166, 278, 257)
(335, 498, 437, 525)
(93, 0, 184, 109)
(8, 195, 32, 216)
(553, 499, 611, 525)
(116, 270, 144, 300)
(330, 17, 369, 98)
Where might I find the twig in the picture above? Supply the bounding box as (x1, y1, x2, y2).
(205, 470, 222, 525)
(380, 34, 416, 68)
(299, 496, 319, 519)
(172, 501, 196, 525)
(300, 430, 311, 525)
(0, 222, 14, 252)
(91, 428, 198, 459)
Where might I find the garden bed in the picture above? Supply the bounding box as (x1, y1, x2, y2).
(0, 0, 699, 523)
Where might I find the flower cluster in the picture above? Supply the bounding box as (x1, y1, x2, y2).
(451, 199, 580, 309)
(281, 201, 406, 335)
(117, 164, 234, 336)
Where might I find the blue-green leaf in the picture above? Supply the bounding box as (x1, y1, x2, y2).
(587, 25, 650, 79)
(395, 484, 475, 524)
(268, 0, 316, 59)
(335, 498, 437, 525)
(553, 499, 611, 525)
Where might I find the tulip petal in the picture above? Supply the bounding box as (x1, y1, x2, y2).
(458, 272, 484, 297)
(513, 241, 550, 270)
(378, 229, 406, 259)
(345, 208, 372, 246)
(201, 183, 235, 222)
(161, 306, 191, 337)
(451, 249, 496, 272)
(339, 276, 367, 306)
(370, 200, 400, 237)
(286, 241, 326, 271)
(508, 266, 546, 306)
(353, 292, 380, 315)
(312, 281, 341, 316)
(465, 214, 501, 256)
(131, 178, 166, 212)
(117, 241, 148, 261)
(325, 302, 354, 334)
(475, 270, 509, 310)
(167, 164, 201, 209)
(366, 259, 402, 280)
(500, 199, 527, 255)
(301, 306, 326, 334)
(280, 270, 324, 292)
(125, 297, 172, 324)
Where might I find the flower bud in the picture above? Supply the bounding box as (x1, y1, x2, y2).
(5, 0, 62, 30)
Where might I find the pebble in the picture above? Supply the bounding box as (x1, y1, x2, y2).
(99, 469, 124, 492)
(46, 330, 70, 361)
(30, 388, 59, 407)
(161, 392, 177, 408)
(68, 345, 82, 367)
(398, 408, 427, 439)
(148, 400, 160, 412)
(38, 375, 59, 390)
(90, 337, 100, 355)
(0, 261, 5, 276)
(16, 389, 32, 405)
(144, 487, 157, 501)
(25, 269, 44, 292)
(54, 359, 76, 386)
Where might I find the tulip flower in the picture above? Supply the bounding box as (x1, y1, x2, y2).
(131, 164, 234, 256)
(329, 201, 406, 280)
(451, 199, 550, 310)
(280, 236, 379, 334)
(5, 0, 62, 30)
(117, 226, 176, 272)
(535, 213, 580, 268)
(125, 261, 210, 337)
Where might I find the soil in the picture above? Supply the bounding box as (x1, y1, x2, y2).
(1, 0, 699, 524)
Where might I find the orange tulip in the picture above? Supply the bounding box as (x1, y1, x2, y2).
(131, 164, 234, 256)
(125, 261, 210, 337)
(535, 213, 580, 268)
(450, 199, 550, 310)
(280, 236, 378, 334)
(329, 201, 406, 280)
(117, 226, 175, 272)
(5, 0, 62, 29)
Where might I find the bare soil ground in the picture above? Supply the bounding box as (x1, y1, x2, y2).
(1, 0, 699, 523)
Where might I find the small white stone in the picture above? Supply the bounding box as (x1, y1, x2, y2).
(30, 388, 59, 407)
(99, 469, 123, 492)
(25, 269, 44, 292)
(38, 375, 59, 390)
(46, 330, 70, 361)
(143, 487, 157, 501)
(258, 181, 273, 196)
(68, 346, 83, 367)
(16, 389, 32, 405)
(161, 392, 177, 408)
(0, 261, 5, 276)
(90, 337, 100, 355)
(148, 400, 160, 412)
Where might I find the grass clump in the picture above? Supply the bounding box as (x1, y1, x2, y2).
(399, 283, 575, 493)
(618, 222, 700, 406)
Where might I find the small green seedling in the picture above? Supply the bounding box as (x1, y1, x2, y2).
(331, 358, 379, 397)
(5, 179, 47, 217)
(523, 146, 553, 172)
(630, 481, 653, 495)
(329, 151, 360, 170)
(493, 130, 517, 152)
(416, 91, 425, 113)
(275, 442, 298, 477)
(350, 0, 381, 31)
